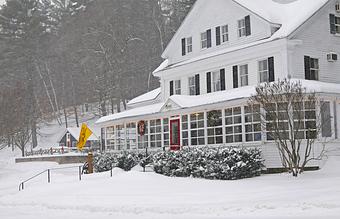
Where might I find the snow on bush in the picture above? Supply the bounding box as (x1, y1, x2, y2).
(94, 151, 152, 172)
(152, 147, 264, 180)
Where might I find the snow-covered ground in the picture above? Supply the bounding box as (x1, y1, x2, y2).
(1, 146, 340, 219)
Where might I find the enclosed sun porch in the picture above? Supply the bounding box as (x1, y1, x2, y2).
(96, 80, 340, 168)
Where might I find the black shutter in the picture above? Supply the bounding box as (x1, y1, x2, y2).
(220, 69, 226, 91)
(206, 72, 212, 93)
(330, 14, 336, 34)
(304, 56, 311, 80)
(233, 65, 238, 88)
(181, 38, 186, 56)
(170, 81, 174, 96)
(195, 74, 200, 95)
(245, 15, 251, 36)
(216, 26, 221, 46)
(268, 57, 275, 82)
(207, 29, 212, 48)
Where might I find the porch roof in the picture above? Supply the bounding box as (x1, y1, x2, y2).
(96, 79, 340, 125)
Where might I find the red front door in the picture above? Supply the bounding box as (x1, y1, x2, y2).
(170, 119, 180, 151)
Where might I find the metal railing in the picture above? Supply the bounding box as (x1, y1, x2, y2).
(19, 165, 83, 191)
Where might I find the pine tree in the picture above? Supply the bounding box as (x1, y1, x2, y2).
(0, 0, 56, 151)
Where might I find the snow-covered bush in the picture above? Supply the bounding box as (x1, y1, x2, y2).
(94, 151, 153, 172)
(152, 147, 264, 180)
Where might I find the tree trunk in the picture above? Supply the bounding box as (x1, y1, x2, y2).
(74, 106, 79, 127)
(64, 108, 68, 128)
(31, 120, 38, 148)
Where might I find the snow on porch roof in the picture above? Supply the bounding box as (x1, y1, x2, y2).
(234, 0, 329, 39)
(96, 79, 340, 125)
(127, 87, 161, 106)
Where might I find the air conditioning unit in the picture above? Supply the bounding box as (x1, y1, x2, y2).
(336, 2, 340, 13)
(327, 52, 338, 62)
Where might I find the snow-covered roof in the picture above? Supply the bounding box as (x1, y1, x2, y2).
(96, 103, 164, 125)
(127, 88, 161, 106)
(154, 0, 329, 75)
(96, 79, 340, 125)
(234, 0, 329, 39)
(57, 126, 100, 142)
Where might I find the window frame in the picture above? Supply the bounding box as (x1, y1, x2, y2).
(212, 70, 221, 92)
(200, 31, 208, 49)
(238, 18, 246, 37)
(258, 59, 269, 83)
(239, 64, 249, 87)
(186, 37, 193, 53)
(221, 24, 229, 43)
(225, 107, 243, 143)
(149, 119, 162, 148)
(188, 76, 196, 96)
(336, 15, 340, 34)
(174, 80, 181, 95)
(190, 112, 205, 146)
(207, 110, 223, 145)
(310, 58, 319, 81)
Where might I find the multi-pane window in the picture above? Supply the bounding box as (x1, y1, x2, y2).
(190, 112, 205, 145)
(174, 80, 181, 95)
(106, 126, 115, 150)
(310, 58, 319, 80)
(244, 105, 262, 142)
(221, 25, 229, 43)
(149, 119, 162, 148)
(188, 76, 196, 96)
(266, 103, 290, 141)
(239, 64, 248, 87)
(138, 121, 148, 149)
(186, 37, 193, 53)
(201, 32, 208, 49)
(293, 101, 317, 139)
(126, 123, 136, 150)
(238, 18, 246, 37)
(182, 115, 189, 146)
(207, 110, 223, 145)
(212, 70, 221, 92)
(225, 107, 243, 143)
(116, 125, 125, 150)
(163, 118, 170, 148)
(336, 16, 340, 34)
(259, 59, 269, 83)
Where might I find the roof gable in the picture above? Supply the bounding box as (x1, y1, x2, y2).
(234, 0, 329, 39)
(161, 0, 272, 59)
(161, 0, 329, 60)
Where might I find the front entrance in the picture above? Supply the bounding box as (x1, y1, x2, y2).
(170, 119, 180, 151)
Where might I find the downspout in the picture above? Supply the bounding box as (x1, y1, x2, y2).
(334, 100, 338, 139)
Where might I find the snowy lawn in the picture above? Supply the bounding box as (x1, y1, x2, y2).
(1, 150, 340, 219)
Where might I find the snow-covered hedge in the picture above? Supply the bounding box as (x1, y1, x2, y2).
(152, 147, 264, 180)
(94, 151, 152, 172)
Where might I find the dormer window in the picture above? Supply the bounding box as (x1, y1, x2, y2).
(200, 29, 212, 49)
(181, 37, 193, 56)
(238, 15, 251, 37)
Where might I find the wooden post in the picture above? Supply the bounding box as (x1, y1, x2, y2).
(47, 169, 51, 183)
(87, 152, 94, 174)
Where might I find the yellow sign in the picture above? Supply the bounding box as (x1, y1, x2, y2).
(77, 123, 93, 151)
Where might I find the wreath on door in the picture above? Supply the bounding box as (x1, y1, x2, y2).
(138, 120, 145, 136)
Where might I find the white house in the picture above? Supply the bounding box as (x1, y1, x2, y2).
(96, 0, 340, 169)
